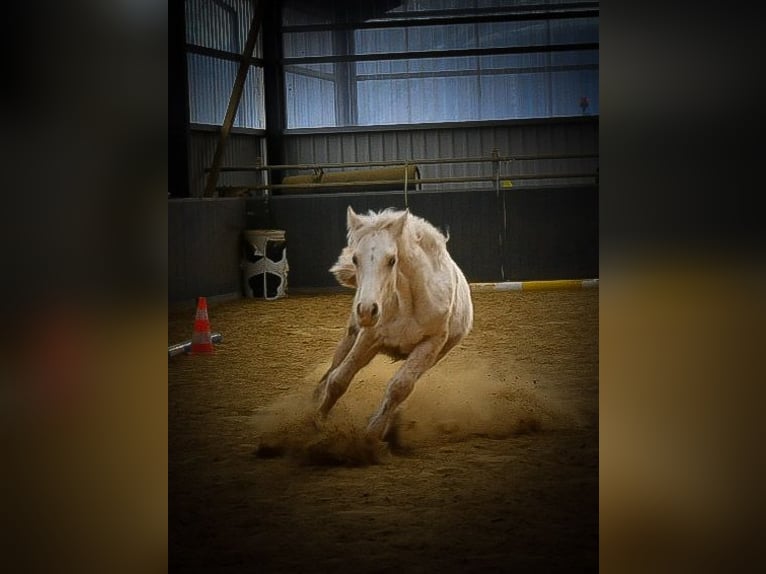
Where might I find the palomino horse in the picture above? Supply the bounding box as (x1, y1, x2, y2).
(314, 206, 474, 444)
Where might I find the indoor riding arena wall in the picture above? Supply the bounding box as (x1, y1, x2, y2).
(168, 184, 597, 305)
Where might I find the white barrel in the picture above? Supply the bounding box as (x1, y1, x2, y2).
(242, 230, 288, 300)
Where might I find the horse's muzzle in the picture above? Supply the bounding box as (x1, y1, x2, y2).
(356, 301, 379, 327)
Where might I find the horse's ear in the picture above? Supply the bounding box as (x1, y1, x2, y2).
(347, 206, 363, 232)
(387, 209, 408, 237)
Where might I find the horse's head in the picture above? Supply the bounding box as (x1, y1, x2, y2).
(344, 206, 407, 327)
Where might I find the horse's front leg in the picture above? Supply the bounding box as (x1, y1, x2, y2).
(316, 327, 379, 419)
(313, 321, 359, 401)
(366, 332, 448, 443)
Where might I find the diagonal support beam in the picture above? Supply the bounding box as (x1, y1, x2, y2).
(204, 0, 263, 197)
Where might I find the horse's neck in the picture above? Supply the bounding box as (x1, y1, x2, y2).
(384, 243, 418, 312)
(395, 242, 447, 309)
(399, 238, 444, 275)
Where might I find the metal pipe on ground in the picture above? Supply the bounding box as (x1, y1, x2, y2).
(169, 332, 224, 358)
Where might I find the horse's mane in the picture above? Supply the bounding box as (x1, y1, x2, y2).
(349, 208, 448, 256)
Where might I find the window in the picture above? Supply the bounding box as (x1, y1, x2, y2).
(185, 0, 266, 130)
(282, 0, 598, 129)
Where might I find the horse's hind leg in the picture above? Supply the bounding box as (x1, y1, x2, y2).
(366, 333, 448, 443)
(316, 329, 379, 419)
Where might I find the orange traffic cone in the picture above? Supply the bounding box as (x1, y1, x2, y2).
(191, 296, 215, 354)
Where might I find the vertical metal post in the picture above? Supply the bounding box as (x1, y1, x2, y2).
(403, 161, 409, 208)
(170, 0, 190, 197)
(492, 148, 506, 280)
(262, 0, 285, 187)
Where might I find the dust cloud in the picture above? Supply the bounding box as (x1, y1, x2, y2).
(250, 353, 577, 466)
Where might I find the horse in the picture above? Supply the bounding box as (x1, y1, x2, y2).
(314, 206, 474, 444)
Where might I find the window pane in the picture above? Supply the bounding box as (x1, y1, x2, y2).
(478, 17, 598, 48)
(406, 24, 478, 51)
(285, 64, 337, 128)
(383, 0, 582, 17)
(187, 55, 265, 129)
(355, 28, 408, 56)
(281, 0, 598, 128)
(185, 0, 262, 57)
(480, 72, 549, 119)
(550, 69, 598, 117)
(287, 50, 597, 128)
(283, 30, 336, 58)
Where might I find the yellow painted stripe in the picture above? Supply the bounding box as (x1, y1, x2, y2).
(470, 279, 598, 292)
(522, 279, 583, 290)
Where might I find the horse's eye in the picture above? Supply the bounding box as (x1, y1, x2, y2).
(388, 256, 396, 267)
(352, 255, 358, 265)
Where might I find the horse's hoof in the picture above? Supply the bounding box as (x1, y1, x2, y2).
(380, 411, 410, 451)
(382, 424, 401, 448)
(365, 436, 393, 464)
(311, 412, 327, 432)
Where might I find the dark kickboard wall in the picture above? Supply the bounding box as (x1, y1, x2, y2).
(169, 198, 247, 303)
(250, 185, 598, 289)
(168, 186, 597, 302)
